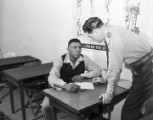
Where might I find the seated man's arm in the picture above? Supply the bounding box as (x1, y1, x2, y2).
(48, 57, 66, 88)
(81, 55, 102, 78)
(48, 57, 80, 92)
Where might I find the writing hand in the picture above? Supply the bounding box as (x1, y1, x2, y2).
(92, 77, 106, 85)
(63, 83, 80, 92)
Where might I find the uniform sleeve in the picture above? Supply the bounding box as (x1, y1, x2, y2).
(81, 55, 102, 78)
(105, 31, 123, 94)
(48, 57, 66, 87)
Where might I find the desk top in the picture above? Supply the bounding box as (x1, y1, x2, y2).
(3, 62, 53, 82)
(43, 81, 129, 114)
(0, 55, 39, 67)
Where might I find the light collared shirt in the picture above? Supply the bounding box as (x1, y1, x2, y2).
(48, 53, 102, 87)
(104, 26, 152, 94)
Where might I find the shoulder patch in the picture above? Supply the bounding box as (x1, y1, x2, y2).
(107, 32, 111, 38)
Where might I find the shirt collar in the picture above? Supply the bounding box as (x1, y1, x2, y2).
(63, 53, 84, 69)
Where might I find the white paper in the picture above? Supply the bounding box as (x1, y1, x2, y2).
(76, 82, 94, 90)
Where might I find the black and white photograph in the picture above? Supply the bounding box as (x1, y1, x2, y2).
(0, 0, 153, 120)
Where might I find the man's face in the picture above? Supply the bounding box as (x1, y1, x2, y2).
(87, 28, 105, 43)
(68, 42, 81, 59)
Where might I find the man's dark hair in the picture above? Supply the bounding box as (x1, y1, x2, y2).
(68, 38, 81, 47)
(82, 17, 104, 34)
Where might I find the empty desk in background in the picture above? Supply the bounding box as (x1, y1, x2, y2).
(3, 63, 53, 120)
(0, 55, 40, 82)
(43, 80, 129, 120)
(0, 55, 40, 102)
(0, 55, 40, 70)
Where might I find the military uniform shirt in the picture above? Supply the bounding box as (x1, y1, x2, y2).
(104, 26, 152, 94)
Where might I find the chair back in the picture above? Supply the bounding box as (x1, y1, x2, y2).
(22, 61, 50, 116)
(141, 96, 153, 117)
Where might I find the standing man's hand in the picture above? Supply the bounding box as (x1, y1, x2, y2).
(63, 83, 80, 92)
(99, 92, 113, 104)
(92, 77, 106, 85)
(72, 75, 85, 82)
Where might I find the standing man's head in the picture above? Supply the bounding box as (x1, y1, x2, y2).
(67, 38, 82, 60)
(82, 17, 106, 43)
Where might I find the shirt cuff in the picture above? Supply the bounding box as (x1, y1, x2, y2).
(52, 79, 66, 87)
(80, 73, 86, 77)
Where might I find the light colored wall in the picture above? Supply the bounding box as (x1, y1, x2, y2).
(138, 0, 153, 37)
(0, 0, 153, 81)
(0, 0, 74, 63)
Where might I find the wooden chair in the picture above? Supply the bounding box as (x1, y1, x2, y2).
(0, 52, 17, 101)
(22, 61, 50, 116)
(25, 77, 48, 116)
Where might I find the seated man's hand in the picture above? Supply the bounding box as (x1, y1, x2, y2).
(92, 77, 106, 85)
(63, 83, 80, 92)
(72, 75, 84, 82)
(99, 92, 113, 104)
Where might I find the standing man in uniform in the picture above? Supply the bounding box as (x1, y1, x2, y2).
(82, 17, 153, 120)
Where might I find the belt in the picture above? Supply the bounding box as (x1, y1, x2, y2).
(130, 49, 153, 68)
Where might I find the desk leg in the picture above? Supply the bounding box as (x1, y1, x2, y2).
(107, 105, 112, 120)
(50, 104, 57, 120)
(8, 82, 15, 113)
(19, 82, 26, 120)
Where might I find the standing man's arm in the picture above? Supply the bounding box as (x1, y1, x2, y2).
(100, 32, 124, 104)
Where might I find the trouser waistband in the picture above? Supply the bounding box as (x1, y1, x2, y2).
(130, 49, 153, 69)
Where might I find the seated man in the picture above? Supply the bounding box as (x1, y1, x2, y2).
(42, 38, 102, 120)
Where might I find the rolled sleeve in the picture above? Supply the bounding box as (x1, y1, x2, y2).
(106, 31, 123, 94)
(48, 57, 66, 87)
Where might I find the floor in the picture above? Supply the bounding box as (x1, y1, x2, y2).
(0, 80, 130, 120)
(0, 86, 43, 120)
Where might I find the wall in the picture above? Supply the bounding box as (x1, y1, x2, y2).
(138, 0, 153, 37)
(0, 0, 74, 63)
(0, 0, 153, 80)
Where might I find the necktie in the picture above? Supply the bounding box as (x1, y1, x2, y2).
(104, 40, 109, 70)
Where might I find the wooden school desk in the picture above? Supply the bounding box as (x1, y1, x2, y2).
(0, 55, 40, 82)
(0, 55, 40, 101)
(3, 62, 53, 120)
(43, 80, 129, 120)
(0, 55, 40, 71)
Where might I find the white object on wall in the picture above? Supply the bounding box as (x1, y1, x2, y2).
(2, 52, 17, 58)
